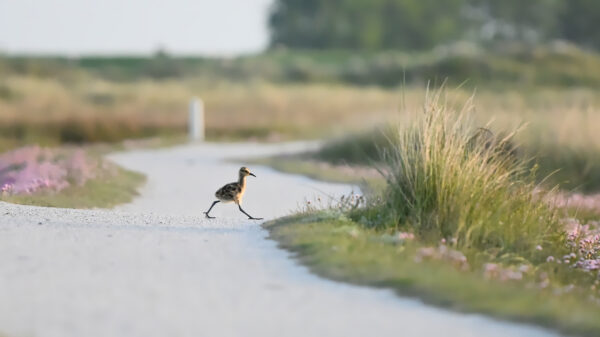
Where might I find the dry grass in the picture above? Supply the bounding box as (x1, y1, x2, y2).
(0, 76, 399, 149)
(3, 76, 600, 143)
(2, 77, 600, 191)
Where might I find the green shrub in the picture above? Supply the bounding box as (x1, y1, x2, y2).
(358, 91, 563, 259)
(0, 83, 15, 100)
(314, 126, 393, 164)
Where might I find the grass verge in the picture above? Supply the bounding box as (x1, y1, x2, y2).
(2, 165, 145, 209)
(249, 155, 385, 193)
(264, 215, 600, 337)
(0, 145, 146, 209)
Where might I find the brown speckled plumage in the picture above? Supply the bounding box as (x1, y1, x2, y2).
(215, 180, 244, 204)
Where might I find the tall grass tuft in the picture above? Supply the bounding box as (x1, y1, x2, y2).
(373, 90, 563, 258)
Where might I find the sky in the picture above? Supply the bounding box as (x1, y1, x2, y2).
(0, 0, 273, 56)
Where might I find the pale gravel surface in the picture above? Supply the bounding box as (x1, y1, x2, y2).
(0, 142, 564, 337)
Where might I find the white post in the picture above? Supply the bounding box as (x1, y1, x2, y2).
(188, 97, 205, 141)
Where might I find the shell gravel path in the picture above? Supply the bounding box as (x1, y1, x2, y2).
(0, 142, 563, 337)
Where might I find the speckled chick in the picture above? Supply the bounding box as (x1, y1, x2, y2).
(204, 167, 263, 220)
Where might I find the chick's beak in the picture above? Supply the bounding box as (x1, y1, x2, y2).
(249, 172, 256, 177)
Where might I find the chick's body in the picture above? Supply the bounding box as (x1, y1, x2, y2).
(204, 167, 262, 220)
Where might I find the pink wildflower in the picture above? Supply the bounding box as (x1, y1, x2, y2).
(0, 146, 108, 196)
(398, 232, 415, 241)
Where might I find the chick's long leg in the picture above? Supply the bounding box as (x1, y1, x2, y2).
(238, 205, 263, 220)
(204, 200, 220, 219)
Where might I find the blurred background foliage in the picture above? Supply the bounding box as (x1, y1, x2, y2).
(269, 0, 600, 51)
(1, 1, 600, 87)
(3, 45, 600, 88)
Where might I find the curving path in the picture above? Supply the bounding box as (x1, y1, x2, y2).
(0, 142, 563, 337)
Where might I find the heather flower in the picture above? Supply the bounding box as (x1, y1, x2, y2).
(483, 263, 499, 279)
(550, 193, 600, 213)
(483, 263, 524, 282)
(414, 245, 469, 270)
(0, 146, 109, 196)
(398, 232, 415, 241)
(562, 218, 600, 273)
(1, 183, 14, 195)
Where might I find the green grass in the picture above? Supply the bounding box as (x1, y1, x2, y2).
(5, 44, 600, 87)
(264, 215, 600, 337)
(528, 141, 600, 193)
(2, 166, 145, 209)
(248, 155, 385, 193)
(313, 127, 392, 165)
(370, 92, 561, 256)
(312, 90, 564, 260)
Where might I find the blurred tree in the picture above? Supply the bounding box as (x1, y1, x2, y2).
(465, 0, 560, 43)
(558, 0, 600, 49)
(269, 0, 465, 50)
(143, 47, 183, 79)
(269, 0, 600, 51)
(380, 0, 465, 50)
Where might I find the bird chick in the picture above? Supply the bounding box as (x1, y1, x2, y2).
(204, 167, 263, 220)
